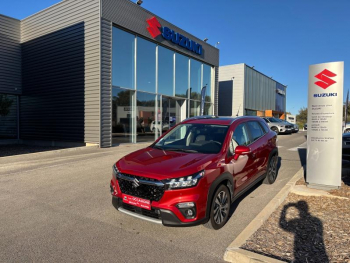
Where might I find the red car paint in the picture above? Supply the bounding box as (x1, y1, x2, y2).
(111, 116, 278, 227)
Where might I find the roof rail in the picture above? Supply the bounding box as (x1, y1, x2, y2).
(183, 115, 219, 121)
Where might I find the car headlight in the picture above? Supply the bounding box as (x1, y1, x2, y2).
(164, 171, 204, 189)
(112, 163, 120, 178)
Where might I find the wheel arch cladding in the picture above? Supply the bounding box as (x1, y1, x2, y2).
(205, 172, 234, 219)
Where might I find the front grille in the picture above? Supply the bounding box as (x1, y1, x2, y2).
(119, 199, 161, 220)
(344, 137, 350, 142)
(285, 125, 292, 129)
(117, 173, 165, 201)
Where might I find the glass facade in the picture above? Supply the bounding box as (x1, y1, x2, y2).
(137, 38, 156, 93)
(190, 59, 202, 100)
(112, 26, 214, 144)
(175, 53, 189, 98)
(275, 83, 286, 112)
(158, 46, 174, 96)
(112, 88, 135, 144)
(136, 92, 157, 142)
(112, 28, 135, 89)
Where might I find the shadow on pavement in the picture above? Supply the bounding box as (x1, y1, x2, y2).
(279, 201, 329, 263)
(0, 144, 66, 158)
(298, 148, 307, 180)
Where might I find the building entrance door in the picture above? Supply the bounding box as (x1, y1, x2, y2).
(159, 96, 186, 135)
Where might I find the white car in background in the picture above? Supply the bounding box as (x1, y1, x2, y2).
(150, 121, 169, 133)
(344, 122, 350, 133)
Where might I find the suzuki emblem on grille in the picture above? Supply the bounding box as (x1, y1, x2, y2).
(132, 178, 140, 188)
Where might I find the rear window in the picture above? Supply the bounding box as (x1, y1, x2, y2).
(246, 121, 264, 141)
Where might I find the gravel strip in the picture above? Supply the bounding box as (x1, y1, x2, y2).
(0, 144, 64, 157)
(242, 193, 350, 262)
(296, 170, 350, 199)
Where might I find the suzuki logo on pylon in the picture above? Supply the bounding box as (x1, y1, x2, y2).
(146, 17, 161, 38)
(314, 69, 337, 89)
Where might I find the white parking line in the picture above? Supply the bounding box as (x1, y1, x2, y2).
(288, 142, 307, 151)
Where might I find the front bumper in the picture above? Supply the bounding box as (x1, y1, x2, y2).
(112, 197, 207, 227)
(279, 127, 292, 134)
(110, 175, 209, 227)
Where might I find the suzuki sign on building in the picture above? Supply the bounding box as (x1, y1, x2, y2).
(146, 16, 202, 55)
(307, 61, 344, 189)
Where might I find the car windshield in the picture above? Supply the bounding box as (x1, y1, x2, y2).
(267, 117, 282, 122)
(153, 123, 229, 154)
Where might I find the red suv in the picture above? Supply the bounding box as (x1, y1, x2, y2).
(110, 116, 278, 229)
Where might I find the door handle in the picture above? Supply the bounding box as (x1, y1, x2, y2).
(250, 152, 256, 159)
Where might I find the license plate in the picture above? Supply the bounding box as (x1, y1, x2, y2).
(122, 194, 151, 210)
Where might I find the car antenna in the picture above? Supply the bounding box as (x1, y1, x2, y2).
(236, 104, 241, 117)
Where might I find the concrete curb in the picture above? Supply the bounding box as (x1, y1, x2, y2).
(224, 166, 304, 263)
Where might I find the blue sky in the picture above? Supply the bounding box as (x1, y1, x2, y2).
(1, 0, 349, 115)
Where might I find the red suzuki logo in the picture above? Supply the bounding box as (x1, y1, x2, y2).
(314, 69, 337, 89)
(146, 17, 161, 38)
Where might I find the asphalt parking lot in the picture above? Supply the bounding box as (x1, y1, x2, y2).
(0, 131, 307, 263)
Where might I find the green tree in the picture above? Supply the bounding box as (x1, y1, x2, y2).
(343, 102, 350, 123)
(0, 95, 13, 117)
(296, 107, 307, 129)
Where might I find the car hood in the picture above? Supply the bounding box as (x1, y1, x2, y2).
(116, 147, 218, 180)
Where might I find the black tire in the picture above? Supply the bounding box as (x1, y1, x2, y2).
(271, 127, 279, 134)
(264, 154, 278, 184)
(204, 184, 231, 230)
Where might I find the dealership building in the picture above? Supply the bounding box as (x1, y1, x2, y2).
(0, 0, 218, 147)
(218, 64, 287, 119)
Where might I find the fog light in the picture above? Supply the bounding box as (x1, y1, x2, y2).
(186, 209, 194, 217)
(177, 202, 195, 208)
(177, 203, 196, 219)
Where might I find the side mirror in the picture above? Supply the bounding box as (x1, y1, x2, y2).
(233, 145, 251, 160)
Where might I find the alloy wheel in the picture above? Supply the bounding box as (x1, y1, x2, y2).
(213, 190, 229, 225)
(268, 155, 278, 182)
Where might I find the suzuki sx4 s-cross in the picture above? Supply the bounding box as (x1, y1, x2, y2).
(110, 116, 278, 230)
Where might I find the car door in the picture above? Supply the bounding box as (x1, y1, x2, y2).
(228, 122, 256, 193)
(245, 121, 267, 182)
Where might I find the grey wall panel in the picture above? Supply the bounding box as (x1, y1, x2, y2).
(0, 94, 17, 138)
(218, 80, 233, 116)
(219, 64, 245, 116)
(100, 19, 112, 147)
(101, 0, 218, 67)
(244, 65, 276, 112)
(21, 23, 85, 141)
(0, 15, 21, 95)
(21, 0, 100, 144)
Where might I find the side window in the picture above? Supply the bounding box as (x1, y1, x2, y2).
(232, 123, 250, 146)
(259, 121, 269, 134)
(246, 121, 264, 142)
(263, 118, 269, 123)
